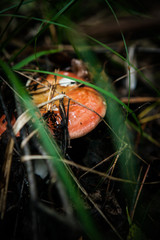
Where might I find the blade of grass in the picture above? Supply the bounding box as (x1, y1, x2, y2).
(0, 17, 32, 51)
(0, 13, 128, 63)
(17, 67, 140, 209)
(65, 27, 141, 211)
(128, 119, 160, 147)
(104, 0, 132, 120)
(1, 0, 75, 62)
(0, 1, 35, 52)
(1, 12, 160, 96)
(139, 114, 160, 124)
(104, 0, 142, 215)
(87, 34, 160, 96)
(0, 0, 34, 14)
(130, 165, 150, 221)
(17, 68, 137, 116)
(104, 0, 129, 62)
(33, 0, 76, 67)
(0, 59, 104, 240)
(0, 0, 25, 40)
(19, 67, 142, 141)
(138, 100, 160, 119)
(12, 49, 62, 70)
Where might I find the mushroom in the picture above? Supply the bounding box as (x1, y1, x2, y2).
(28, 71, 107, 139)
(0, 114, 17, 136)
(57, 86, 106, 139)
(0, 115, 8, 136)
(28, 71, 81, 106)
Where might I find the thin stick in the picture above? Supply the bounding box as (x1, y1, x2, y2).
(120, 97, 160, 104)
(130, 164, 150, 221)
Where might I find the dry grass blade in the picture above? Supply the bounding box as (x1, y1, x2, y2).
(0, 138, 14, 219)
(15, 70, 50, 90)
(138, 101, 160, 119)
(139, 114, 160, 124)
(0, 108, 33, 219)
(128, 120, 160, 147)
(21, 155, 137, 184)
(79, 150, 120, 179)
(37, 94, 65, 109)
(132, 151, 148, 165)
(66, 163, 124, 240)
(130, 164, 150, 221)
(106, 153, 120, 192)
(12, 110, 31, 135)
(21, 129, 38, 149)
(121, 97, 160, 104)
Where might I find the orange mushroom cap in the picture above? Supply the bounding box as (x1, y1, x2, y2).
(28, 71, 106, 139)
(61, 86, 106, 139)
(0, 114, 18, 136)
(28, 71, 84, 106)
(0, 115, 8, 136)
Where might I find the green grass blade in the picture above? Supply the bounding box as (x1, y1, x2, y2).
(18, 68, 138, 116)
(104, 0, 129, 60)
(104, 0, 131, 117)
(0, 0, 75, 61)
(0, 0, 34, 14)
(0, 13, 126, 61)
(12, 49, 62, 70)
(1, 12, 160, 95)
(0, 0, 27, 40)
(0, 59, 103, 240)
(64, 28, 141, 211)
(2, 11, 159, 96)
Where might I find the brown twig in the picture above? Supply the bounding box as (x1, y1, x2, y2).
(120, 97, 160, 104)
(130, 164, 150, 221)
